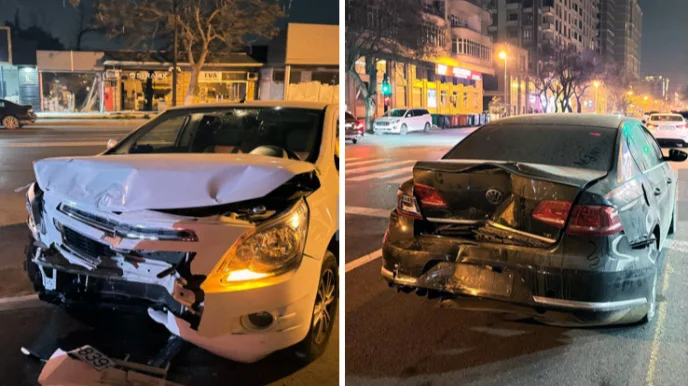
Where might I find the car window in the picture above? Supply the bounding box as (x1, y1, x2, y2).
(650, 115, 684, 122)
(641, 128, 664, 163)
(110, 107, 324, 163)
(404, 110, 413, 118)
(625, 124, 658, 171)
(385, 109, 406, 117)
(419, 109, 429, 116)
(443, 124, 617, 171)
(0, 101, 4, 108)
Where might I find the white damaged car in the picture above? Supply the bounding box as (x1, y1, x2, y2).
(24, 101, 339, 363)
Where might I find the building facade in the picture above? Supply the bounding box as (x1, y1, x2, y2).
(598, 0, 616, 63)
(346, 0, 495, 122)
(613, 0, 642, 78)
(644, 75, 670, 101)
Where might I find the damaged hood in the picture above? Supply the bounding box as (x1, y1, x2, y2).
(34, 153, 315, 212)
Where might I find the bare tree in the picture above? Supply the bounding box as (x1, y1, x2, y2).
(571, 55, 598, 113)
(73, 0, 102, 50)
(96, 0, 283, 104)
(346, 0, 436, 130)
(529, 44, 557, 112)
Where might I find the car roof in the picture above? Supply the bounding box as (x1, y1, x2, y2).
(166, 100, 332, 111)
(650, 113, 683, 117)
(487, 113, 629, 129)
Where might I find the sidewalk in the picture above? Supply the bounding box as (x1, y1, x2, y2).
(36, 111, 159, 120)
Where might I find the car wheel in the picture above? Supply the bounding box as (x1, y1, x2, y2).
(424, 123, 431, 133)
(400, 124, 408, 135)
(669, 200, 677, 235)
(352, 138, 357, 144)
(2, 115, 19, 130)
(294, 251, 338, 362)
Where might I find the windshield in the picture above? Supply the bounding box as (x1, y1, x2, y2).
(650, 115, 684, 122)
(109, 107, 324, 162)
(444, 124, 617, 171)
(383, 109, 406, 117)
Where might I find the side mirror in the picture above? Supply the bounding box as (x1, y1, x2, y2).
(106, 139, 118, 149)
(663, 148, 688, 162)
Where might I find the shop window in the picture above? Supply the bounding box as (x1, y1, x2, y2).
(273, 70, 285, 82)
(311, 71, 339, 85)
(289, 71, 302, 84)
(42, 72, 101, 112)
(440, 90, 448, 106)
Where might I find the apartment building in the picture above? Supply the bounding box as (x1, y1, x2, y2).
(643, 76, 670, 101)
(345, 0, 496, 120)
(614, 0, 642, 78)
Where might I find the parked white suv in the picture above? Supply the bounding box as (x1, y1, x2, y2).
(25, 101, 339, 364)
(646, 113, 688, 147)
(373, 108, 432, 135)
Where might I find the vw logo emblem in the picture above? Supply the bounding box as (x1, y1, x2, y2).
(485, 189, 503, 205)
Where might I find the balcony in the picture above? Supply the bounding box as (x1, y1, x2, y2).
(543, 6, 555, 15)
(423, 3, 445, 19)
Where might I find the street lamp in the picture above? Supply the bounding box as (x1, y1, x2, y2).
(593, 81, 600, 113)
(498, 50, 507, 116)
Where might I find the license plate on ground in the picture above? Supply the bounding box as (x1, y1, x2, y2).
(68, 345, 115, 371)
(452, 264, 514, 297)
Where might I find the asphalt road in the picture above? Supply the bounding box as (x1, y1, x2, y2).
(344, 128, 688, 386)
(0, 120, 338, 386)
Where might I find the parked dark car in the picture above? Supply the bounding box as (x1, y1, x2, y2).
(0, 99, 37, 129)
(345, 111, 363, 144)
(382, 114, 687, 327)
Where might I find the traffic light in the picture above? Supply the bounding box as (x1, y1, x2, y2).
(381, 73, 391, 97)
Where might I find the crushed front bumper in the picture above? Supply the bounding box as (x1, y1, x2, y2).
(381, 234, 655, 326)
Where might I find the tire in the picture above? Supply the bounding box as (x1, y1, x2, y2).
(2, 115, 20, 130)
(293, 251, 338, 362)
(423, 122, 431, 133)
(669, 200, 677, 235)
(352, 138, 357, 144)
(400, 124, 408, 136)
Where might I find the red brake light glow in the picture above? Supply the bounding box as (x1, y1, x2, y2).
(413, 183, 447, 208)
(532, 200, 623, 236)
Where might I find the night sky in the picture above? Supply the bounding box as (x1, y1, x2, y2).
(0, 0, 338, 49)
(0, 0, 686, 89)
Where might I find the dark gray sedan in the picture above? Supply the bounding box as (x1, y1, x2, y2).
(382, 114, 687, 326)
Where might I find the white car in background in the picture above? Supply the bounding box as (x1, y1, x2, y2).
(373, 108, 432, 135)
(646, 113, 688, 147)
(25, 101, 339, 364)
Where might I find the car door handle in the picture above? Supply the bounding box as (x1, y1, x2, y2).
(667, 178, 673, 184)
(654, 187, 662, 196)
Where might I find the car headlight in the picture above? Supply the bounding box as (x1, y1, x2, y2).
(216, 200, 309, 284)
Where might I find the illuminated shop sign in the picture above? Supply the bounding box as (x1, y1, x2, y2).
(436, 64, 482, 81)
(122, 71, 168, 81)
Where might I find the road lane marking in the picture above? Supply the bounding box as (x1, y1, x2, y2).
(345, 249, 382, 273)
(646, 255, 672, 386)
(348, 165, 414, 182)
(0, 141, 105, 148)
(345, 206, 391, 218)
(345, 160, 414, 175)
(345, 158, 387, 167)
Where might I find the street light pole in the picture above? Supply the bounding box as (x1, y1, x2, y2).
(172, 0, 178, 107)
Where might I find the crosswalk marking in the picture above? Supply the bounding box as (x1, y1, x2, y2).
(345, 160, 414, 176)
(387, 175, 413, 185)
(349, 165, 412, 182)
(345, 158, 387, 167)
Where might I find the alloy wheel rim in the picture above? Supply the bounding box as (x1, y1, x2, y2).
(4, 116, 17, 128)
(312, 268, 336, 345)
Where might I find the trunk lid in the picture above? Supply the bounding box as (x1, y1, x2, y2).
(34, 153, 315, 212)
(413, 161, 608, 243)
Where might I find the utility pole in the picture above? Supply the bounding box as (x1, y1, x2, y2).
(172, 0, 178, 107)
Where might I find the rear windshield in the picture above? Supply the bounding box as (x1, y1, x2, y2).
(650, 115, 684, 122)
(444, 124, 617, 171)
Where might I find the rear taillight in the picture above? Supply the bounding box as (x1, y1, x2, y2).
(532, 200, 623, 236)
(396, 189, 422, 219)
(356, 120, 364, 134)
(413, 183, 447, 208)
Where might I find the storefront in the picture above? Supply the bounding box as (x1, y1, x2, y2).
(37, 51, 105, 113)
(259, 23, 339, 103)
(103, 51, 262, 111)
